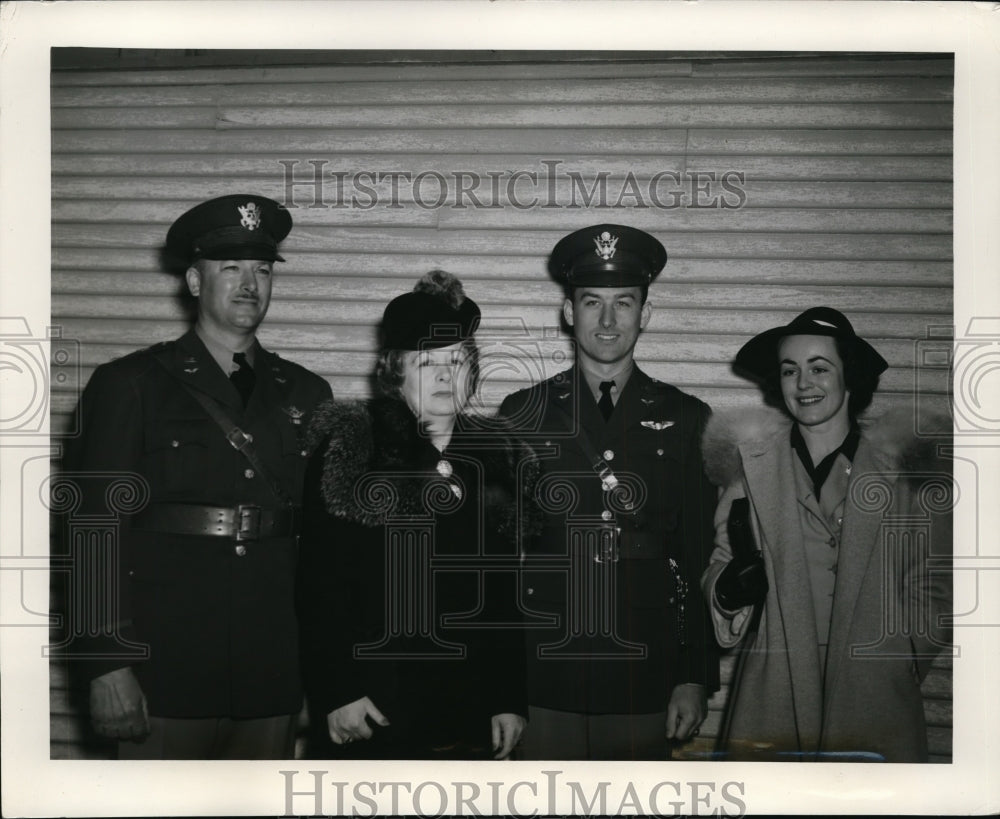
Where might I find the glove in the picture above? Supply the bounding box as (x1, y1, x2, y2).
(715, 553, 768, 611)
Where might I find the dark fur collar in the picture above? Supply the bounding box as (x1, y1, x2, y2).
(703, 404, 951, 488)
(306, 397, 542, 542)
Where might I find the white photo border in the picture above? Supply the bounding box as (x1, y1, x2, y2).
(2, 1, 998, 816)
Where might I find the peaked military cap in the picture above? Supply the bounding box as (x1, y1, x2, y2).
(735, 306, 889, 381)
(166, 194, 293, 264)
(549, 224, 667, 287)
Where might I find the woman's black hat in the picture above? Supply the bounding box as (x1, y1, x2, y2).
(380, 271, 481, 351)
(735, 306, 889, 380)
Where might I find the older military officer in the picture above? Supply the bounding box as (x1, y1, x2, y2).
(62, 195, 332, 759)
(499, 225, 719, 760)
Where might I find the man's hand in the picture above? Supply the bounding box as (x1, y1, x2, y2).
(326, 696, 390, 745)
(90, 666, 150, 741)
(491, 712, 526, 759)
(665, 683, 707, 741)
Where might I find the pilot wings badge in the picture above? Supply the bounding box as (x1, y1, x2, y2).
(641, 420, 675, 431)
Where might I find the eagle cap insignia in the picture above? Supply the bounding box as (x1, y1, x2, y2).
(238, 201, 262, 231)
(593, 231, 619, 260)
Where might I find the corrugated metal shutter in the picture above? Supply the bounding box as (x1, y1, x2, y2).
(50, 50, 953, 761)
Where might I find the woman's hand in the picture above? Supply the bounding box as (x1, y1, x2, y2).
(327, 696, 390, 745)
(491, 712, 526, 759)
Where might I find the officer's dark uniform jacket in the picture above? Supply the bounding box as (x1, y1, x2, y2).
(62, 329, 332, 719)
(498, 365, 720, 714)
(297, 397, 540, 755)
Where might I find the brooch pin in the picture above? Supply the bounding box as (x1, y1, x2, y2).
(641, 420, 675, 430)
(283, 406, 305, 425)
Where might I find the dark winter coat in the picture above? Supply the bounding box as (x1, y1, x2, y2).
(297, 397, 540, 752)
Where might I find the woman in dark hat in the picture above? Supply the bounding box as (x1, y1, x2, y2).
(700, 307, 952, 762)
(296, 270, 537, 759)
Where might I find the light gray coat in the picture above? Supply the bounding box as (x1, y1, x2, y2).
(701, 407, 952, 762)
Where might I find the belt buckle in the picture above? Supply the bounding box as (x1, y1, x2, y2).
(237, 504, 262, 541)
(226, 428, 253, 451)
(594, 526, 620, 564)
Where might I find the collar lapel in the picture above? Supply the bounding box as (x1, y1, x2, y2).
(174, 329, 243, 412)
(574, 368, 612, 445)
(742, 431, 824, 742)
(823, 438, 898, 695)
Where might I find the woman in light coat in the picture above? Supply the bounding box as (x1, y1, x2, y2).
(701, 307, 952, 762)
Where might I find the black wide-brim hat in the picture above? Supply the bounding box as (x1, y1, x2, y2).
(549, 224, 667, 288)
(735, 306, 889, 381)
(380, 274, 481, 351)
(166, 194, 293, 264)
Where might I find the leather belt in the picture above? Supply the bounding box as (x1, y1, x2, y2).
(132, 503, 298, 541)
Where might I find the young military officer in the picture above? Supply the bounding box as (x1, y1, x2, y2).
(62, 195, 332, 759)
(499, 224, 719, 760)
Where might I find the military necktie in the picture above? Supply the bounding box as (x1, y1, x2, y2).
(598, 380, 615, 421)
(230, 352, 256, 406)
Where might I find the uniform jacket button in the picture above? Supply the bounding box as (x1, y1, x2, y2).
(171, 440, 180, 448)
(244, 468, 255, 479)
(603, 449, 614, 461)
(601, 510, 613, 521)
(527, 587, 534, 595)
(656, 448, 664, 456)
(235, 544, 247, 557)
